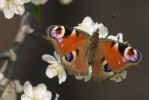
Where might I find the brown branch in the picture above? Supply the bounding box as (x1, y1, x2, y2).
(0, 3, 34, 97)
(28, 30, 47, 41)
(0, 3, 48, 98)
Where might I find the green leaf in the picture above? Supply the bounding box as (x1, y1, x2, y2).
(33, 5, 41, 21)
(117, 35, 120, 42)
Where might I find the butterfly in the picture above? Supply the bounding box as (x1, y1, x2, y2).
(46, 25, 142, 83)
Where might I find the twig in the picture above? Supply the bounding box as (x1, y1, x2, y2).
(0, 3, 48, 97)
(0, 3, 34, 97)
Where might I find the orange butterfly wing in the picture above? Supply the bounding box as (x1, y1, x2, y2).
(46, 25, 91, 75)
(46, 25, 90, 55)
(101, 41, 142, 72)
(92, 39, 142, 83)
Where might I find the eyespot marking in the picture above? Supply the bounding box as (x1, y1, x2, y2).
(49, 26, 65, 39)
(104, 64, 112, 72)
(124, 47, 140, 62)
(65, 53, 73, 62)
(64, 49, 79, 62)
(118, 43, 128, 56)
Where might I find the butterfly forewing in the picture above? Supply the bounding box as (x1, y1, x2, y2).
(46, 25, 90, 55)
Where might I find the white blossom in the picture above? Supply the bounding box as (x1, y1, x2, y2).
(42, 51, 67, 84)
(21, 81, 52, 100)
(58, 0, 73, 5)
(55, 93, 60, 100)
(75, 16, 108, 38)
(0, 0, 31, 19)
(107, 33, 123, 43)
(31, 0, 48, 5)
(110, 70, 127, 82)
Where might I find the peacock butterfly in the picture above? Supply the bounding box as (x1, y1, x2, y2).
(46, 24, 142, 83)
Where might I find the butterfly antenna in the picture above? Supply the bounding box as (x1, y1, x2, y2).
(86, 7, 89, 12)
(104, 15, 116, 26)
(97, 15, 116, 34)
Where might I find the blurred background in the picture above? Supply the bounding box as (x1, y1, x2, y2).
(0, 0, 148, 100)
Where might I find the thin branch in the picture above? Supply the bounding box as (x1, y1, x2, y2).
(0, 3, 34, 97)
(0, 3, 48, 97)
(28, 30, 47, 41)
(0, 53, 9, 60)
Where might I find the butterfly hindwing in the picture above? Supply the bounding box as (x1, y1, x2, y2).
(61, 46, 90, 75)
(92, 51, 115, 83)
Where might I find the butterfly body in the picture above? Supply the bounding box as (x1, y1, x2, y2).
(46, 25, 142, 83)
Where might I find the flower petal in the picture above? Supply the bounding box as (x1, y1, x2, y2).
(23, 81, 33, 98)
(13, 0, 26, 5)
(75, 74, 92, 82)
(58, 67, 67, 84)
(120, 70, 127, 79)
(75, 76, 84, 80)
(44, 90, 52, 100)
(42, 54, 57, 63)
(14, 5, 25, 15)
(40, 0, 48, 4)
(107, 35, 117, 41)
(0, 0, 6, 9)
(99, 27, 108, 38)
(21, 0, 31, 3)
(34, 84, 47, 96)
(54, 51, 61, 62)
(110, 70, 127, 82)
(84, 74, 92, 82)
(5, 1, 25, 15)
(31, 0, 40, 5)
(59, 0, 73, 5)
(98, 23, 108, 38)
(21, 94, 31, 100)
(46, 65, 59, 78)
(75, 16, 108, 37)
(82, 16, 93, 27)
(31, 0, 48, 5)
(3, 7, 14, 19)
(107, 33, 123, 43)
(55, 93, 60, 100)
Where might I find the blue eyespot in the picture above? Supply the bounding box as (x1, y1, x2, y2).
(135, 51, 140, 62)
(125, 49, 140, 63)
(104, 64, 112, 72)
(65, 53, 73, 62)
(49, 28, 55, 38)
